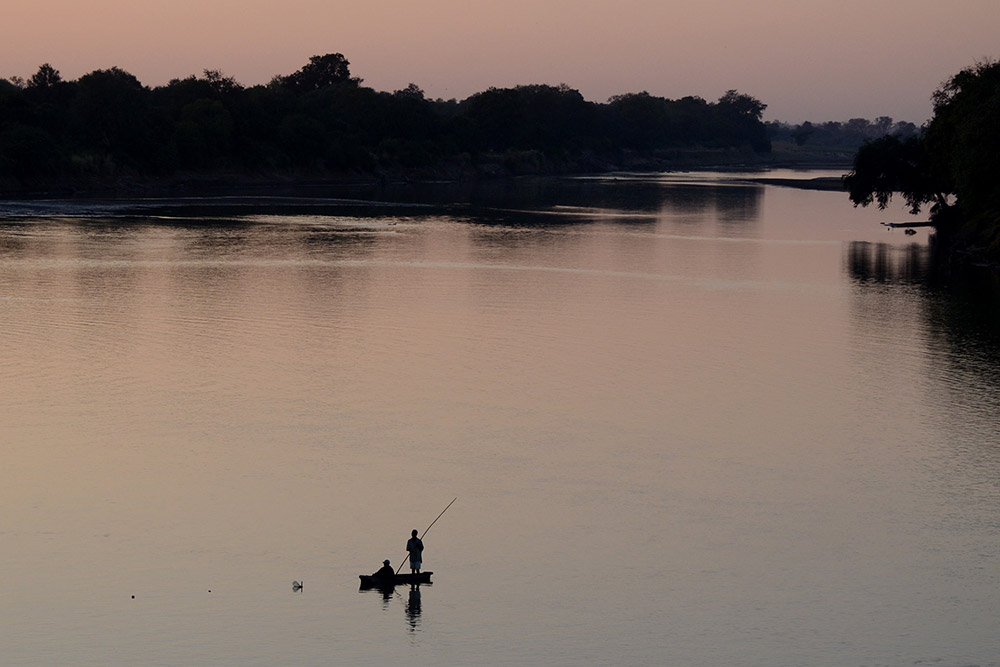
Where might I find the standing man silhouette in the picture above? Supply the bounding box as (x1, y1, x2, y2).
(406, 529, 424, 574)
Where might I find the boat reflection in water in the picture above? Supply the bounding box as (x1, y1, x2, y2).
(359, 579, 427, 629)
(362, 581, 396, 604)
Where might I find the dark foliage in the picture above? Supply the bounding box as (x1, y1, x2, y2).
(843, 60, 1000, 255)
(926, 61, 1000, 238)
(1, 55, 773, 188)
(768, 117, 919, 150)
(843, 135, 946, 215)
(275, 53, 361, 94)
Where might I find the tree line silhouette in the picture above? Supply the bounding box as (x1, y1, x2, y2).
(767, 117, 919, 150)
(1, 53, 773, 188)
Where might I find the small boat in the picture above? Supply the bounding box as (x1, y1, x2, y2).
(359, 572, 432, 588)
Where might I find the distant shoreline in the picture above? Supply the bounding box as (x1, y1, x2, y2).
(740, 176, 846, 191)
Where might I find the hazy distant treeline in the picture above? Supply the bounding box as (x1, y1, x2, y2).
(766, 117, 919, 150)
(0, 53, 780, 188)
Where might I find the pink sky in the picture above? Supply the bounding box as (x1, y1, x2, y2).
(4, 0, 998, 123)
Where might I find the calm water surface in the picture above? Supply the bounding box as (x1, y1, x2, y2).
(1, 172, 998, 666)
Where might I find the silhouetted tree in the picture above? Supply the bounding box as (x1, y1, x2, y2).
(605, 92, 671, 148)
(462, 84, 594, 154)
(716, 90, 770, 152)
(926, 60, 1000, 235)
(671, 95, 713, 145)
(843, 134, 947, 215)
(393, 83, 426, 101)
(278, 53, 360, 94)
(202, 69, 242, 96)
(791, 121, 814, 146)
(872, 116, 894, 136)
(717, 90, 766, 120)
(845, 60, 1000, 254)
(28, 63, 62, 89)
(72, 67, 159, 169)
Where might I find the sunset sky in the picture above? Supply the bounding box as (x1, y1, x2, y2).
(4, 0, 998, 123)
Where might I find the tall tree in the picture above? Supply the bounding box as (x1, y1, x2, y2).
(717, 90, 766, 120)
(926, 60, 1000, 231)
(716, 90, 770, 152)
(27, 63, 62, 89)
(278, 53, 360, 94)
(72, 67, 155, 166)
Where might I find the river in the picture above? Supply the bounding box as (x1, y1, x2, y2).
(1, 171, 998, 666)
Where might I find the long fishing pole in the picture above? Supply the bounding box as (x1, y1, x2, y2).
(396, 497, 457, 574)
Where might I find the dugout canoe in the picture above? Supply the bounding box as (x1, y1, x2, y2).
(359, 572, 432, 588)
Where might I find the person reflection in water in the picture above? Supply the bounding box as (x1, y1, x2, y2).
(406, 584, 422, 631)
(406, 529, 424, 574)
(372, 559, 395, 579)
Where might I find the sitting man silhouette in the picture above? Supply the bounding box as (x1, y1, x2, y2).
(372, 559, 395, 579)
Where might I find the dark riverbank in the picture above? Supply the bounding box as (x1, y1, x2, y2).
(1, 63, 777, 199)
(0, 143, 851, 201)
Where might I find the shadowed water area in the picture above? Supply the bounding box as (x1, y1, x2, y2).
(1, 171, 998, 666)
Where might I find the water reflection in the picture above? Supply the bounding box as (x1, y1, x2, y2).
(921, 267, 1000, 444)
(458, 177, 763, 229)
(405, 585, 422, 632)
(359, 582, 425, 631)
(360, 582, 397, 605)
(846, 240, 928, 284)
(51, 176, 762, 231)
(846, 240, 1000, 334)
(846, 239, 1000, 462)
